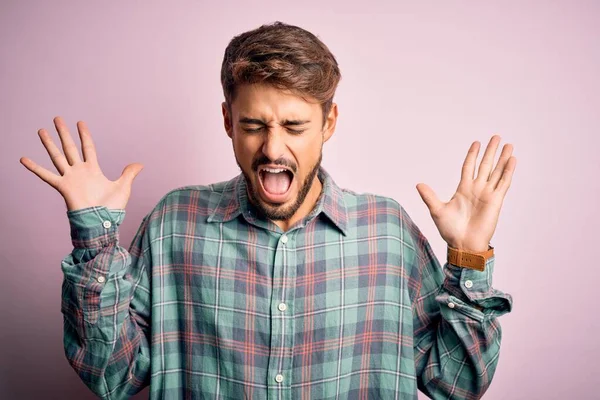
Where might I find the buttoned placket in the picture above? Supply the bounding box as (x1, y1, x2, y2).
(267, 231, 296, 400)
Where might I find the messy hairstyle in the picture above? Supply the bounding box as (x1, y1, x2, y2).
(221, 21, 341, 126)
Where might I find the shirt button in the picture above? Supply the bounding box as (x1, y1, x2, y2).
(464, 280, 473, 289)
(102, 220, 112, 229)
(275, 374, 284, 383)
(448, 302, 455, 309)
(280, 235, 288, 244)
(97, 276, 106, 283)
(278, 303, 287, 312)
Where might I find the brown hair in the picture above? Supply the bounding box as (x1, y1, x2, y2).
(221, 21, 341, 126)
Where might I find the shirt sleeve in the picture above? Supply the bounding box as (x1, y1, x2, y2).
(402, 207, 513, 400)
(61, 206, 152, 399)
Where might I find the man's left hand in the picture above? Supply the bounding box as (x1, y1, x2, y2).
(416, 135, 517, 253)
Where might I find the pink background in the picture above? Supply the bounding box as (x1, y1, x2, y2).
(2, 1, 599, 398)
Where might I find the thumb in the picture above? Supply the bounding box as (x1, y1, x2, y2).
(119, 163, 144, 186)
(416, 183, 443, 214)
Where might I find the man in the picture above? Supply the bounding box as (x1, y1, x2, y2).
(20, 21, 516, 400)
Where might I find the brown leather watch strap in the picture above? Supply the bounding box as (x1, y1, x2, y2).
(447, 245, 494, 271)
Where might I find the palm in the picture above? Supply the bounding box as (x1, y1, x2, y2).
(20, 117, 143, 211)
(56, 162, 132, 211)
(416, 135, 517, 253)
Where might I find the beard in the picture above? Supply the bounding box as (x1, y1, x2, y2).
(237, 152, 323, 221)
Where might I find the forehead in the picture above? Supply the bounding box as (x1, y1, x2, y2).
(231, 84, 319, 119)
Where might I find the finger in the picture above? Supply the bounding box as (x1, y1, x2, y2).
(416, 183, 443, 215)
(495, 156, 517, 196)
(38, 128, 69, 175)
(77, 120, 98, 164)
(460, 141, 481, 182)
(117, 163, 144, 186)
(489, 143, 514, 189)
(53, 116, 82, 165)
(475, 135, 501, 181)
(20, 156, 61, 188)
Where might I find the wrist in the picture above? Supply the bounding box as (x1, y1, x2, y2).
(447, 242, 491, 253)
(447, 244, 494, 271)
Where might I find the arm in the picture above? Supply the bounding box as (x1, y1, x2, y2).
(19, 117, 147, 397)
(61, 205, 151, 399)
(406, 213, 512, 399)
(410, 136, 517, 398)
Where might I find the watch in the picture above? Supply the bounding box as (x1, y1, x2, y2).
(447, 244, 494, 271)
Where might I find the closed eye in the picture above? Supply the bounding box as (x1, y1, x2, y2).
(242, 126, 306, 135)
(242, 127, 264, 133)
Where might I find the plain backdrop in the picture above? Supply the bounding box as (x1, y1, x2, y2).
(1, 1, 599, 399)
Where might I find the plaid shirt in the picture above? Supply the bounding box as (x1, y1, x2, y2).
(61, 167, 512, 400)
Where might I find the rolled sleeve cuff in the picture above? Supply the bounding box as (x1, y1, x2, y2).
(62, 206, 126, 293)
(438, 257, 513, 321)
(67, 206, 126, 249)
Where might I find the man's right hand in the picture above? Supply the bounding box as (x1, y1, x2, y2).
(20, 116, 144, 211)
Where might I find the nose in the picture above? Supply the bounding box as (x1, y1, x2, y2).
(261, 129, 287, 162)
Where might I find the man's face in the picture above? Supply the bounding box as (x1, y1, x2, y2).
(222, 83, 337, 221)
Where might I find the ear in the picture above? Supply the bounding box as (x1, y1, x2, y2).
(222, 102, 233, 139)
(322, 103, 338, 143)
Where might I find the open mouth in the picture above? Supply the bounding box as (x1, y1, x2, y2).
(257, 166, 295, 203)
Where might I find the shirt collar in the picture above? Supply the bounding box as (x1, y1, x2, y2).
(207, 166, 348, 235)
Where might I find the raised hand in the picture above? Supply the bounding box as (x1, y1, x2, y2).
(20, 116, 144, 211)
(415, 135, 517, 253)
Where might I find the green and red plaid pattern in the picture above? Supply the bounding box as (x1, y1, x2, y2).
(61, 167, 512, 400)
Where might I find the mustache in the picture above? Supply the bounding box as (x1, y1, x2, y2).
(252, 156, 297, 174)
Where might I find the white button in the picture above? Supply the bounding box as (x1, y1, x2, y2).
(97, 276, 106, 283)
(278, 303, 287, 312)
(275, 374, 284, 383)
(281, 235, 288, 244)
(464, 280, 473, 289)
(102, 220, 112, 229)
(448, 302, 455, 309)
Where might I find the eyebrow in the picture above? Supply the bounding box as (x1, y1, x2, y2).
(238, 117, 310, 126)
